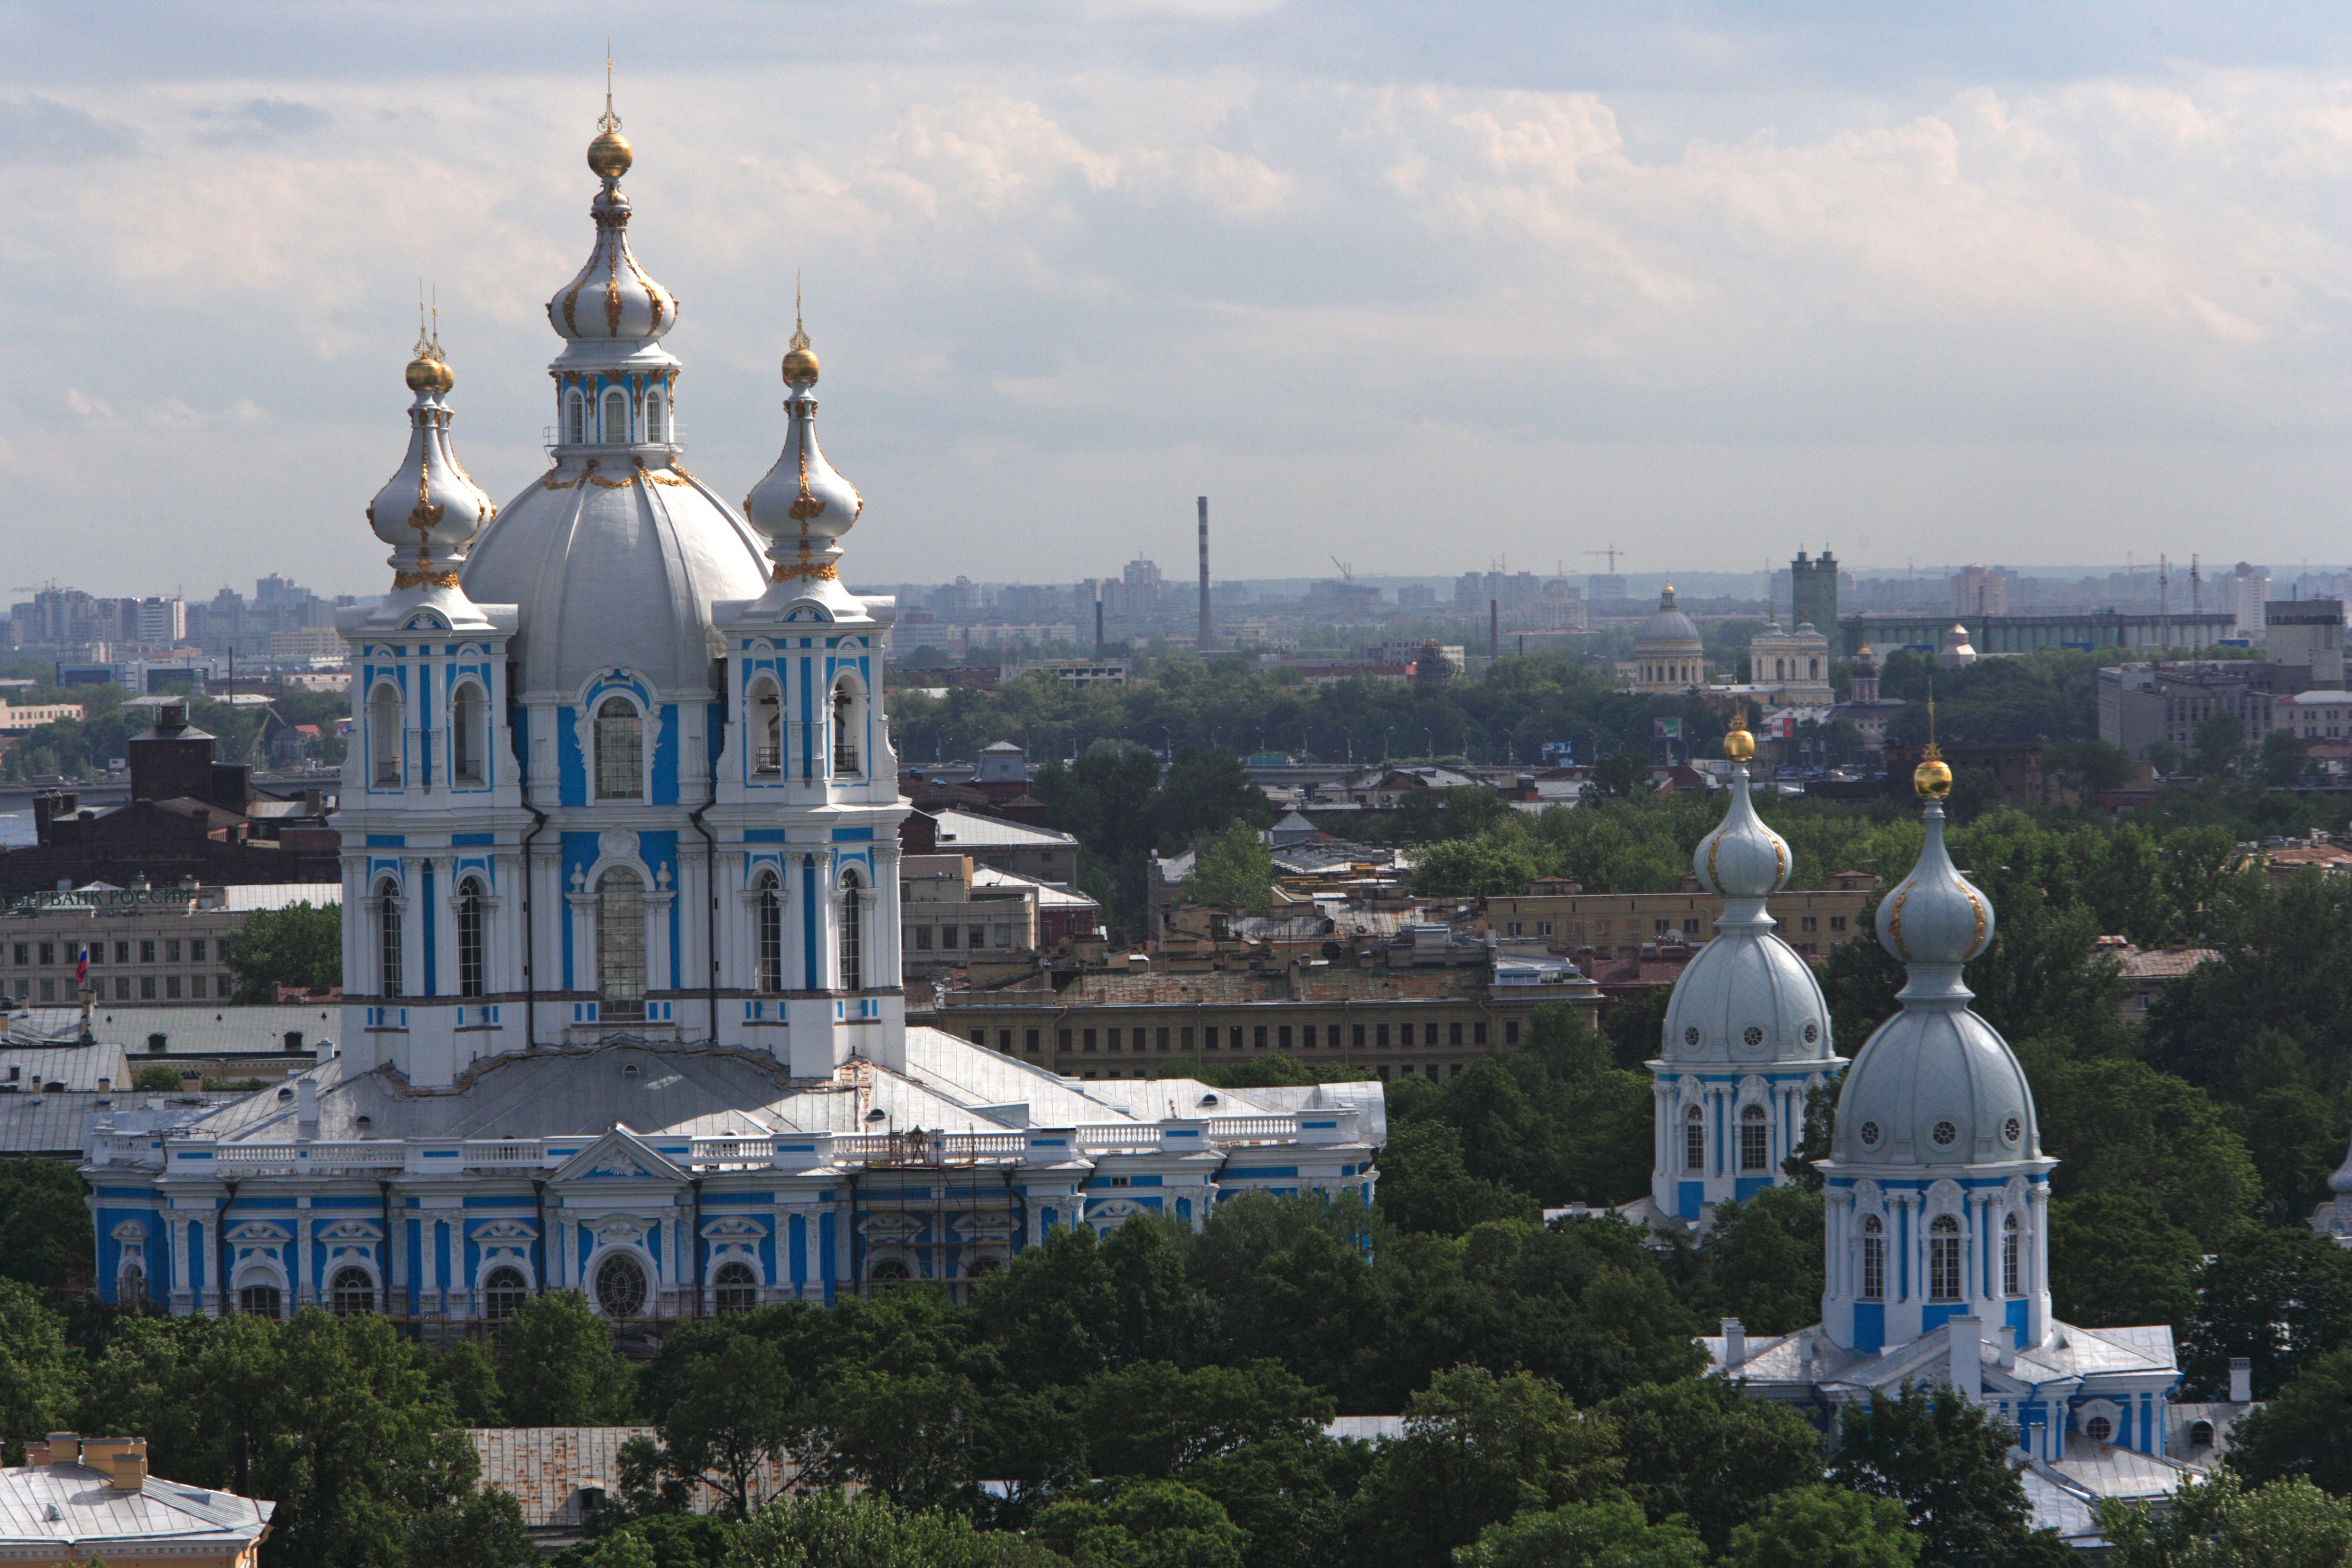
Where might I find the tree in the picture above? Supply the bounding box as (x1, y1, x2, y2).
(2184, 1227, 2352, 1398)
(1454, 1495, 1709, 1568)
(1828, 1382, 2053, 1568)
(1151, 748, 1276, 851)
(1189, 822, 1275, 916)
(1369, 1121, 1540, 1235)
(1589, 754, 1650, 800)
(727, 1488, 1058, 1568)
(2042, 740, 2135, 801)
(498, 1289, 637, 1427)
(2033, 1059, 2259, 1248)
(1033, 1479, 1248, 1568)
(1600, 1375, 1823, 1554)
(1178, 1433, 1370, 1568)
(222, 900, 341, 1000)
(1694, 1187, 1825, 1338)
(431, 1338, 509, 1427)
(2191, 710, 2246, 776)
(131, 1064, 184, 1091)
(1725, 1487, 1919, 1568)
(2226, 1345, 2352, 1497)
(2046, 1192, 2201, 1331)
(0, 1157, 94, 1292)
(410, 1486, 540, 1568)
(2099, 1472, 2352, 1568)
(653, 1324, 803, 1517)
(808, 1367, 979, 1511)
(2259, 729, 2314, 788)
(0, 1281, 79, 1463)
(1079, 1359, 1331, 1480)
(1349, 1367, 1621, 1568)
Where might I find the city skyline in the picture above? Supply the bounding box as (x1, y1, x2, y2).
(6, 2, 2346, 591)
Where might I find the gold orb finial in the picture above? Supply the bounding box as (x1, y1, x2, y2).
(1724, 706, 1755, 763)
(588, 45, 633, 178)
(406, 286, 453, 394)
(1915, 743, 1953, 800)
(781, 275, 819, 386)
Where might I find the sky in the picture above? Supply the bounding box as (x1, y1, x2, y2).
(4, 0, 2347, 600)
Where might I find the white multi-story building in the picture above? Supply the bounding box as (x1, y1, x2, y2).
(83, 108, 1379, 1326)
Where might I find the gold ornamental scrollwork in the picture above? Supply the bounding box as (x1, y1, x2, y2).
(772, 560, 839, 583)
(1961, 882, 1985, 951)
(392, 568, 461, 590)
(540, 469, 582, 490)
(788, 438, 826, 522)
(1885, 882, 1913, 962)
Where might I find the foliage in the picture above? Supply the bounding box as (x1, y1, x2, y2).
(2098, 1472, 2352, 1568)
(2046, 1192, 2202, 1330)
(409, 1486, 540, 1568)
(497, 1289, 639, 1427)
(2224, 1345, 2352, 1497)
(1675, 1187, 1826, 1338)
(1724, 1487, 1920, 1568)
(1452, 1495, 1709, 1568)
(132, 1063, 185, 1091)
(0, 1157, 94, 1292)
(1827, 1382, 2056, 1568)
(726, 1488, 1059, 1568)
(1189, 822, 1275, 916)
(1032, 1478, 1248, 1568)
(1078, 1359, 1331, 1479)
(2182, 1227, 2352, 1398)
(1598, 1375, 1824, 1553)
(223, 901, 342, 1001)
(2031, 1058, 2260, 1248)
(0, 1280, 81, 1463)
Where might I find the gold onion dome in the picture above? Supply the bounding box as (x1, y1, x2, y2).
(405, 350, 453, 395)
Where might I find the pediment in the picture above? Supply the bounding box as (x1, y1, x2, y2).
(226, 1221, 291, 1243)
(472, 1218, 539, 1241)
(551, 1126, 687, 1184)
(701, 1215, 767, 1238)
(318, 1219, 384, 1242)
(111, 1219, 148, 1244)
(859, 1212, 922, 1241)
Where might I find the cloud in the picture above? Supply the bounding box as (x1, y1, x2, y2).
(0, 96, 136, 161)
(65, 390, 113, 420)
(195, 96, 330, 144)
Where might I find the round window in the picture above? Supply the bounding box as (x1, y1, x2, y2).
(1803, 1021, 1820, 1044)
(1859, 1121, 1881, 1147)
(1683, 1026, 1701, 1047)
(2003, 1116, 2022, 1144)
(1742, 1026, 1764, 1048)
(2084, 1416, 2112, 1443)
(1931, 1121, 1959, 1147)
(595, 1253, 647, 1318)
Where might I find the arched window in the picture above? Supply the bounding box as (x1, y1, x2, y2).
(1928, 1215, 1962, 1301)
(714, 1260, 759, 1312)
(597, 867, 646, 1021)
(749, 678, 783, 776)
(482, 1266, 529, 1322)
(1809, 658, 1821, 679)
(238, 1283, 282, 1318)
(1861, 1216, 1885, 1300)
(868, 1258, 912, 1285)
(595, 1253, 647, 1317)
(451, 681, 485, 785)
(1683, 1104, 1704, 1172)
(839, 871, 863, 991)
(594, 696, 643, 800)
(832, 678, 862, 777)
(754, 870, 783, 994)
(457, 877, 486, 1000)
(2002, 1212, 2020, 1295)
(369, 682, 403, 787)
(566, 389, 586, 445)
(603, 388, 628, 443)
(330, 1266, 374, 1316)
(118, 1262, 146, 1309)
(1739, 1104, 1769, 1171)
(646, 391, 666, 443)
(376, 877, 404, 999)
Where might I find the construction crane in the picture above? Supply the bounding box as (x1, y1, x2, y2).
(1329, 556, 1353, 582)
(1584, 547, 1623, 573)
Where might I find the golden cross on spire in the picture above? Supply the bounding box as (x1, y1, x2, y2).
(413, 279, 433, 359)
(598, 39, 622, 132)
(1923, 678, 1942, 761)
(790, 270, 810, 353)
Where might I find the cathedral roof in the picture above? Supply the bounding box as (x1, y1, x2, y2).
(1634, 586, 1702, 650)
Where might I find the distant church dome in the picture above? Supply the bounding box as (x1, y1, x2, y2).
(1637, 585, 1702, 649)
(1633, 585, 1706, 692)
(461, 123, 768, 697)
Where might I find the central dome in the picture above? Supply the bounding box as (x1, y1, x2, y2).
(1636, 586, 1702, 648)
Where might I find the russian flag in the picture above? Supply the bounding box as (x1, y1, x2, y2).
(75, 946, 88, 985)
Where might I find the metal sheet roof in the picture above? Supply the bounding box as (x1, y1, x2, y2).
(930, 810, 1078, 849)
(0, 1462, 270, 1548)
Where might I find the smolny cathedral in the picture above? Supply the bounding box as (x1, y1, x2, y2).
(81, 93, 2217, 1535)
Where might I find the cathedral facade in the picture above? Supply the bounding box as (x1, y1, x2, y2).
(81, 109, 1380, 1326)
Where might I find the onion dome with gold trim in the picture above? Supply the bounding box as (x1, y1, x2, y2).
(1656, 715, 1834, 1067)
(546, 100, 677, 349)
(367, 320, 497, 595)
(744, 305, 863, 608)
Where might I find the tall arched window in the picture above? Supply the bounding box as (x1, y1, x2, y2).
(1809, 658, 1821, 679)
(2002, 1213, 2020, 1295)
(714, 1260, 758, 1312)
(1928, 1215, 1962, 1301)
(1683, 1105, 1704, 1172)
(603, 388, 628, 443)
(482, 1266, 529, 1321)
(238, 1283, 282, 1318)
(119, 1262, 146, 1309)
(567, 390, 586, 444)
(749, 678, 782, 775)
(451, 681, 485, 785)
(597, 867, 646, 1021)
(1739, 1104, 1768, 1171)
(330, 1267, 374, 1316)
(1860, 1216, 1885, 1300)
(832, 678, 863, 777)
(369, 682, 402, 787)
(376, 877, 404, 999)
(839, 871, 863, 991)
(755, 870, 783, 994)
(595, 1253, 646, 1317)
(646, 391, 666, 443)
(457, 877, 486, 999)
(594, 696, 643, 800)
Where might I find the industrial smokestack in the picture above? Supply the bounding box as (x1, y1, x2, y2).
(1197, 496, 1211, 651)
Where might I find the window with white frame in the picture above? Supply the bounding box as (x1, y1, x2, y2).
(451, 680, 486, 785)
(754, 870, 783, 994)
(602, 388, 628, 443)
(369, 682, 403, 787)
(566, 390, 586, 445)
(832, 678, 862, 777)
(1861, 1215, 1885, 1299)
(1683, 1104, 1704, 1172)
(839, 870, 863, 990)
(594, 696, 643, 800)
(597, 867, 646, 1021)
(457, 877, 486, 999)
(1740, 1104, 1769, 1171)
(376, 878, 403, 998)
(2002, 1212, 2020, 1295)
(1928, 1215, 1962, 1301)
(749, 678, 782, 775)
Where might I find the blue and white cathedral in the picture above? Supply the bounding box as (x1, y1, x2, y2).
(1655, 729, 2197, 1535)
(82, 106, 1380, 1328)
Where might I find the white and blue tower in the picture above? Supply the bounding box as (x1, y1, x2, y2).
(1642, 715, 1843, 1227)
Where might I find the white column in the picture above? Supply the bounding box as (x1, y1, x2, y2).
(296, 1215, 314, 1307)
(169, 1211, 191, 1314)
